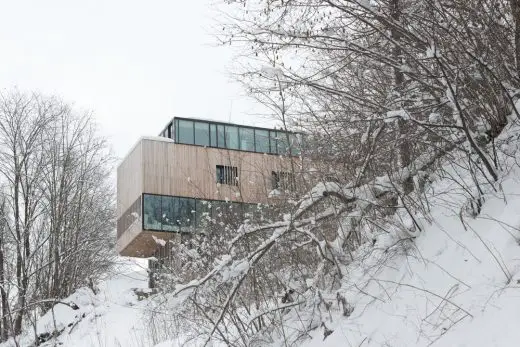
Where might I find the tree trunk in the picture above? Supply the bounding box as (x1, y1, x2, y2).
(511, 0, 520, 81)
(0, 201, 9, 341)
(390, 0, 414, 193)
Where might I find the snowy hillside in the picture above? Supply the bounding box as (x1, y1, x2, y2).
(301, 153, 520, 347)
(5, 131, 520, 347)
(0, 260, 155, 347)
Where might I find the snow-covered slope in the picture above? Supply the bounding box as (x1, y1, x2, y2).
(6, 131, 520, 347)
(300, 138, 520, 346)
(0, 259, 157, 347)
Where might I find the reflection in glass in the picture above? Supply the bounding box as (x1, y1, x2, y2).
(225, 126, 239, 150)
(255, 129, 269, 153)
(217, 125, 226, 148)
(195, 200, 210, 228)
(172, 119, 300, 155)
(161, 196, 177, 231)
(210, 124, 217, 147)
(177, 197, 195, 229)
(239, 127, 255, 151)
(269, 131, 278, 154)
(194, 122, 210, 146)
(144, 194, 260, 232)
(289, 133, 301, 156)
(177, 120, 194, 144)
(144, 194, 162, 230)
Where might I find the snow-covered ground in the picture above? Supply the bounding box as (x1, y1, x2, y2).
(0, 259, 159, 347)
(299, 132, 520, 346)
(5, 131, 520, 347)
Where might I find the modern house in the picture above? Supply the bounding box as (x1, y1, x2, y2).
(116, 117, 302, 258)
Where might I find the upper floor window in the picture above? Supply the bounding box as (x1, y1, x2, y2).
(225, 126, 239, 150)
(239, 127, 255, 151)
(194, 121, 210, 146)
(172, 118, 302, 156)
(177, 119, 194, 144)
(216, 165, 238, 186)
(255, 129, 270, 153)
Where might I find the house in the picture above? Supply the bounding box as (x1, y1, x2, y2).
(116, 117, 302, 258)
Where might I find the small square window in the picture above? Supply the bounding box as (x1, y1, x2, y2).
(216, 165, 238, 186)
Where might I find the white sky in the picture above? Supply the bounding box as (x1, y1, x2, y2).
(0, 0, 270, 159)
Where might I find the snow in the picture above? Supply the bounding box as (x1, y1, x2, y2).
(261, 65, 283, 79)
(426, 43, 436, 58)
(385, 109, 410, 122)
(428, 112, 441, 123)
(8, 128, 520, 347)
(0, 259, 162, 347)
(152, 235, 166, 246)
(297, 127, 520, 347)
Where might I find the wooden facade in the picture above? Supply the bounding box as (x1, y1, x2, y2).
(117, 137, 300, 257)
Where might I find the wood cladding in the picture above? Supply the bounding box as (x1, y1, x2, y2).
(140, 139, 299, 203)
(117, 138, 301, 257)
(116, 141, 143, 219)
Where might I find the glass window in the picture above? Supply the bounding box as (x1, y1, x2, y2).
(195, 200, 210, 228)
(210, 124, 217, 147)
(217, 124, 226, 148)
(161, 196, 178, 232)
(239, 127, 255, 151)
(194, 121, 210, 146)
(269, 131, 278, 154)
(277, 131, 289, 155)
(289, 133, 301, 156)
(167, 124, 173, 139)
(216, 165, 238, 186)
(211, 200, 222, 219)
(225, 126, 239, 150)
(143, 194, 162, 231)
(177, 120, 194, 144)
(255, 129, 269, 153)
(177, 197, 195, 229)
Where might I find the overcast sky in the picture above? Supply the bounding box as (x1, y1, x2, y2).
(0, 0, 268, 159)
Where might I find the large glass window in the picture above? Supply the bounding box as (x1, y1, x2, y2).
(277, 131, 289, 155)
(195, 200, 211, 228)
(289, 133, 301, 156)
(171, 118, 300, 156)
(239, 127, 255, 151)
(177, 197, 195, 229)
(143, 194, 261, 231)
(269, 131, 278, 154)
(177, 120, 194, 144)
(217, 124, 226, 148)
(225, 126, 239, 150)
(194, 121, 210, 146)
(161, 196, 178, 231)
(255, 129, 269, 153)
(210, 124, 217, 147)
(144, 194, 162, 230)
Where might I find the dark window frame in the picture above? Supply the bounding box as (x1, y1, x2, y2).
(216, 165, 239, 186)
(169, 117, 302, 156)
(141, 193, 258, 233)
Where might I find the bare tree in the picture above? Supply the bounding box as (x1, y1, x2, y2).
(142, 1, 520, 345)
(0, 90, 115, 341)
